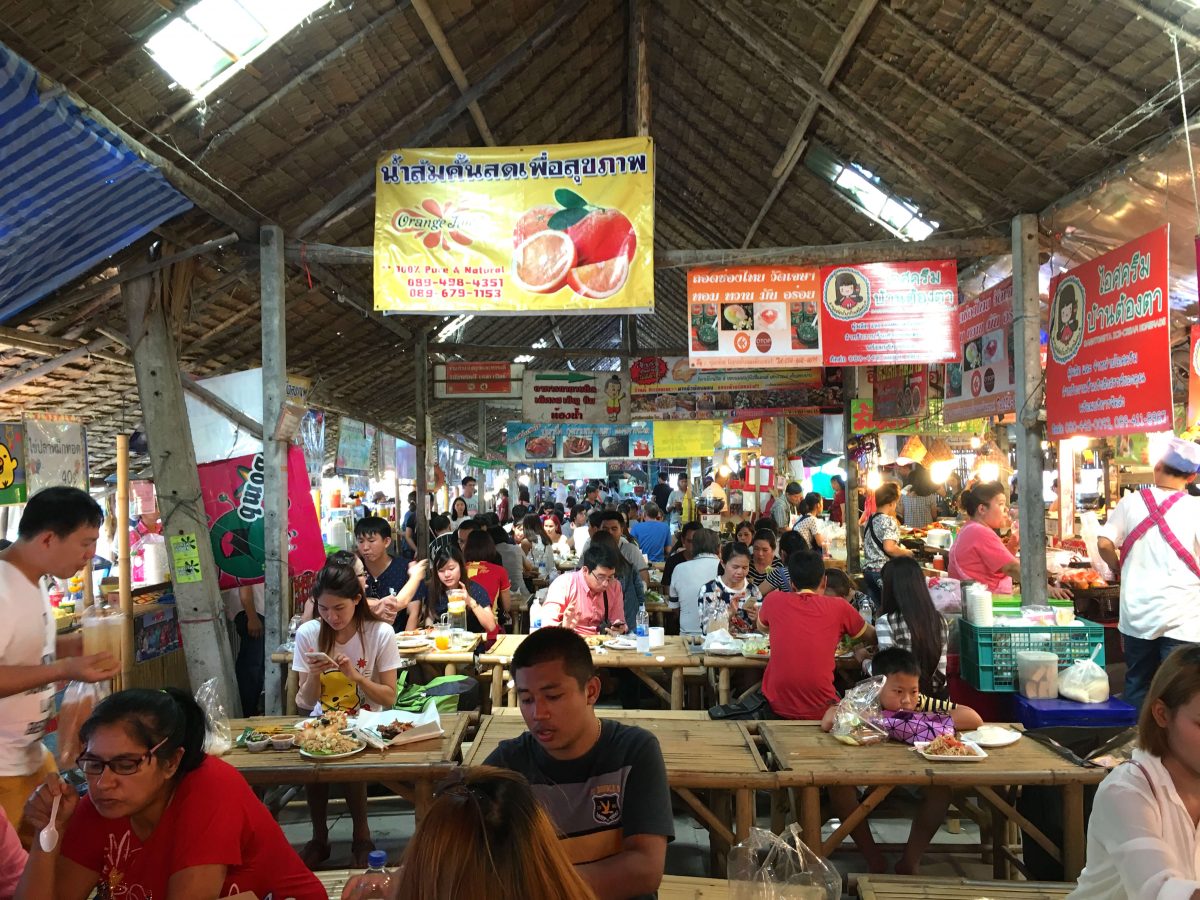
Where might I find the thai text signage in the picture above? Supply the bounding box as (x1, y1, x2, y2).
(818, 260, 960, 365)
(944, 277, 1016, 423)
(685, 267, 821, 369)
(434, 362, 523, 399)
(374, 138, 654, 314)
(505, 422, 652, 463)
(522, 370, 631, 425)
(629, 356, 841, 420)
(1046, 226, 1172, 438)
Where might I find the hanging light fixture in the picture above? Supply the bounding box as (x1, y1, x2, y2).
(925, 438, 956, 483)
(972, 440, 1006, 484)
(866, 468, 883, 490)
(898, 434, 927, 464)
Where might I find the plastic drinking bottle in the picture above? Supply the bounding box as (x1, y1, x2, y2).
(636, 604, 650, 654)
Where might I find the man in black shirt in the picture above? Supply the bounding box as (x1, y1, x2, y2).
(485, 628, 672, 899)
(651, 471, 673, 513)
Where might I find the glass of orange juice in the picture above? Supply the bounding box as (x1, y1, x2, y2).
(434, 629, 451, 651)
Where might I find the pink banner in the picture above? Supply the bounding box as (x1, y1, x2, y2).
(198, 445, 325, 590)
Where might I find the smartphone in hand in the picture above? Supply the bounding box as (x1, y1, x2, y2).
(305, 651, 337, 671)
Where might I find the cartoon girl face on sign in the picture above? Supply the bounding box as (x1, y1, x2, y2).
(1055, 283, 1081, 344)
(835, 272, 862, 310)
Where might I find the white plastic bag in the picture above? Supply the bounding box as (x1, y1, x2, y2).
(1059, 647, 1110, 704)
(195, 677, 232, 755)
(729, 824, 842, 899)
(57, 680, 109, 767)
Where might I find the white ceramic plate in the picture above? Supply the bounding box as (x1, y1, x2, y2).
(298, 741, 366, 761)
(603, 638, 637, 651)
(913, 739, 988, 762)
(962, 728, 1022, 748)
(397, 637, 432, 650)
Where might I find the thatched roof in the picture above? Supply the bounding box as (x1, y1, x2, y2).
(1, 0, 1198, 474)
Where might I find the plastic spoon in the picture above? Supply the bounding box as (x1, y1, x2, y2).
(39, 792, 61, 852)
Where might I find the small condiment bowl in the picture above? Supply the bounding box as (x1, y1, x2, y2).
(270, 734, 295, 751)
(245, 736, 271, 753)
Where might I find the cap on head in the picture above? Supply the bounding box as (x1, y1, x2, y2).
(1161, 437, 1200, 475)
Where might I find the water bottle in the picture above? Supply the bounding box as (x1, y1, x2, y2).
(636, 604, 650, 654)
(351, 850, 392, 898)
(528, 596, 544, 632)
(537, 554, 548, 582)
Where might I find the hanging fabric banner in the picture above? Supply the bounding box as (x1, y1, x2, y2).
(24, 416, 87, 495)
(197, 446, 325, 590)
(651, 420, 722, 458)
(335, 417, 375, 476)
(944, 277, 1017, 424)
(685, 266, 822, 369)
(818, 260, 960, 365)
(1188, 324, 1200, 434)
(871, 365, 930, 420)
(0, 423, 26, 505)
(1046, 226, 1172, 438)
(374, 138, 654, 314)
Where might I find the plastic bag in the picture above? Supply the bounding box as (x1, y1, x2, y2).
(57, 680, 109, 767)
(830, 675, 887, 746)
(1059, 647, 1110, 704)
(926, 576, 962, 615)
(877, 710, 955, 745)
(728, 824, 842, 899)
(196, 677, 232, 755)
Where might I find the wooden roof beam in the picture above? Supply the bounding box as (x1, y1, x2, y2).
(878, 3, 1111, 156)
(292, 0, 588, 240)
(701, 0, 990, 224)
(743, 0, 879, 248)
(1111, 0, 1200, 54)
(627, 0, 651, 137)
(412, 0, 497, 144)
(195, 3, 413, 154)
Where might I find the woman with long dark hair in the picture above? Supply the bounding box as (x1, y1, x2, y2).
(872, 557, 948, 698)
(18, 689, 322, 898)
(520, 513, 558, 582)
(406, 545, 496, 635)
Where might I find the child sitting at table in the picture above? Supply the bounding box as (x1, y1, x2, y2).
(820, 648, 982, 874)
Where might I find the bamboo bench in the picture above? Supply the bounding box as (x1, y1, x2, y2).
(857, 875, 1074, 899)
(317, 870, 730, 897)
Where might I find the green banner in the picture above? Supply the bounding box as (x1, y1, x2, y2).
(468, 457, 508, 470)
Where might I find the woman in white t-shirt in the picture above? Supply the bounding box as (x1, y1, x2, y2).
(291, 558, 401, 869)
(1070, 645, 1200, 900)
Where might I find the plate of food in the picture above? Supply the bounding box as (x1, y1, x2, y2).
(584, 635, 605, 648)
(297, 724, 366, 759)
(296, 711, 351, 733)
(525, 435, 554, 459)
(397, 636, 432, 650)
(740, 637, 770, 659)
(603, 637, 637, 651)
(914, 735, 988, 761)
(298, 739, 366, 760)
(563, 436, 592, 458)
(962, 726, 1022, 748)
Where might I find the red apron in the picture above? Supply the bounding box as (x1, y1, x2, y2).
(1120, 488, 1200, 582)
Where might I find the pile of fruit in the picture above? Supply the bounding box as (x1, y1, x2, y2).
(1058, 568, 1110, 590)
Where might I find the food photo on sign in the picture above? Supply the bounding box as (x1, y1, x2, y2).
(505, 422, 651, 463)
(944, 277, 1017, 423)
(373, 138, 654, 315)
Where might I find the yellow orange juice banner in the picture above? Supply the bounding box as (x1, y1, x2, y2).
(374, 138, 654, 315)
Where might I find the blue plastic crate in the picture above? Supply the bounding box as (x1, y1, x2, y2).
(1014, 695, 1137, 729)
(959, 617, 1106, 692)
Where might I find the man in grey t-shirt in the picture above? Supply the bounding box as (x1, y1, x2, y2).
(772, 481, 804, 530)
(485, 628, 672, 899)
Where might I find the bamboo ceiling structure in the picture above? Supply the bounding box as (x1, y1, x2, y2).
(1, 0, 1198, 474)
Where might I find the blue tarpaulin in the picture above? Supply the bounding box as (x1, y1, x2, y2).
(0, 43, 193, 321)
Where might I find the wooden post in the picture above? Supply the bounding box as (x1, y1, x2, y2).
(843, 368, 861, 573)
(1011, 214, 1048, 606)
(260, 224, 288, 716)
(478, 402, 488, 457)
(116, 433, 132, 685)
(122, 272, 239, 710)
(414, 328, 430, 560)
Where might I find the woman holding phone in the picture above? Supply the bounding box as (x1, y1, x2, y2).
(291, 557, 401, 868)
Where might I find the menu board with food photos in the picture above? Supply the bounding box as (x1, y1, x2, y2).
(505, 422, 652, 463)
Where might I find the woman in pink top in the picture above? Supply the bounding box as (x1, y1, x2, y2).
(541, 543, 626, 636)
(949, 482, 1019, 593)
(950, 483, 1071, 600)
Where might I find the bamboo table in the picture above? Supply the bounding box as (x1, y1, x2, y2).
(479, 634, 699, 710)
(317, 870, 731, 898)
(758, 722, 1104, 881)
(856, 875, 1073, 899)
(463, 713, 773, 856)
(703, 652, 862, 704)
(269, 633, 482, 712)
(226, 714, 473, 821)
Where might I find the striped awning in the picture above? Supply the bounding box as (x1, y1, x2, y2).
(0, 43, 193, 321)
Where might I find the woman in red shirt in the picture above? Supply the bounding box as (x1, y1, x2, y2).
(18, 688, 323, 900)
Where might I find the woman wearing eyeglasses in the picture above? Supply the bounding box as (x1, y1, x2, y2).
(16, 688, 323, 899)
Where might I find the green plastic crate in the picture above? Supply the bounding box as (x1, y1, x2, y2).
(959, 617, 1105, 692)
